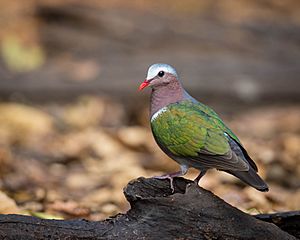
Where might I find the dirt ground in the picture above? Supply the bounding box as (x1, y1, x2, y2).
(0, 96, 299, 220)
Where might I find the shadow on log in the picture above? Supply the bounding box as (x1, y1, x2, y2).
(0, 177, 299, 239)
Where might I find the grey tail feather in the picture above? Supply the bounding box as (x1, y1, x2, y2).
(226, 167, 269, 192)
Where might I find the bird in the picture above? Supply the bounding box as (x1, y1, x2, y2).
(139, 63, 269, 192)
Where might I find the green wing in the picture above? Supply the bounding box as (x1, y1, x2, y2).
(151, 100, 249, 171)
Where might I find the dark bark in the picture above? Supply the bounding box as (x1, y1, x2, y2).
(256, 211, 300, 239)
(0, 177, 298, 240)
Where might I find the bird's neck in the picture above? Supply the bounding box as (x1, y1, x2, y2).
(150, 82, 184, 116)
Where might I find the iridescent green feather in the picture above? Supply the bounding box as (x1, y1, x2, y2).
(151, 100, 240, 157)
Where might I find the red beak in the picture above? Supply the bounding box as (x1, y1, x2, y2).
(139, 80, 150, 91)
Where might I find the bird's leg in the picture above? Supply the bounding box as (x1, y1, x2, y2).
(154, 165, 188, 192)
(194, 170, 207, 185)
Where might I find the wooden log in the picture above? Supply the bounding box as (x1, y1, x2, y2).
(0, 177, 298, 239)
(256, 211, 300, 239)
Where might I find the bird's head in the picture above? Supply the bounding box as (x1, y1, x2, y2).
(139, 63, 179, 91)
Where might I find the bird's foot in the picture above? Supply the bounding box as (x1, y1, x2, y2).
(153, 173, 179, 193)
(154, 165, 188, 193)
(154, 167, 187, 193)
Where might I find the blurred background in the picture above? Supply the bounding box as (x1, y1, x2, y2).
(0, 0, 299, 220)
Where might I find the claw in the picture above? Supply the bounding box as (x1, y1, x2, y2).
(169, 177, 175, 193)
(154, 175, 175, 193)
(153, 165, 189, 193)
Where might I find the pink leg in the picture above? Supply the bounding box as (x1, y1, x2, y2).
(154, 165, 188, 192)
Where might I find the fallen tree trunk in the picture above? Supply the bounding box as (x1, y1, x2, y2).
(0, 177, 298, 239)
(256, 211, 300, 239)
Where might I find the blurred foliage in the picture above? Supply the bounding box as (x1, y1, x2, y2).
(1, 35, 45, 72)
(0, 190, 21, 214)
(0, 97, 299, 220)
(0, 0, 300, 72)
(0, 0, 299, 221)
(0, 103, 53, 145)
(29, 211, 64, 220)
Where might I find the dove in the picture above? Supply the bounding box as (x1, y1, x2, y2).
(139, 63, 269, 192)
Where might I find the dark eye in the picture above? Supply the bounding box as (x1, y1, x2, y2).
(158, 71, 165, 77)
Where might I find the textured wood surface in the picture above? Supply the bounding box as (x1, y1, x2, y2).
(0, 177, 298, 239)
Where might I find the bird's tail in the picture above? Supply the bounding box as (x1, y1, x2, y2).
(227, 167, 269, 192)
